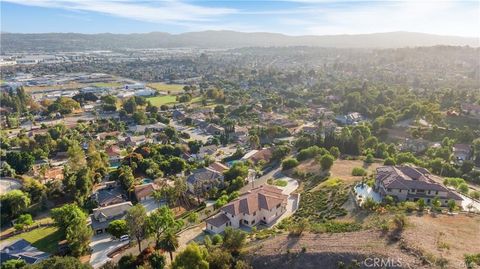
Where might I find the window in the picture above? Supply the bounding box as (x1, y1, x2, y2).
(253, 211, 256, 216)
(251, 220, 255, 224)
(399, 190, 402, 193)
(387, 188, 391, 192)
(427, 199, 430, 203)
(435, 191, 439, 195)
(277, 204, 281, 208)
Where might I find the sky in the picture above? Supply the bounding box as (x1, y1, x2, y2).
(1, 0, 479, 37)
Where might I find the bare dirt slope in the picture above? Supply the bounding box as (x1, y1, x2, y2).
(246, 230, 428, 269)
(402, 214, 480, 268)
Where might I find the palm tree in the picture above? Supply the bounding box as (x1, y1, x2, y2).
(158, 231, 179, 262)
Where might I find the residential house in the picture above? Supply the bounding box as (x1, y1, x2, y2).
(241, 148, 273, 164)
(335, 112, 364, 125)
(452, 144, 472, 163)
(40, 167, 64, 184)
(129, 123, 166, 134)
(172, 110, 186, 120)
(0, 239, 50, 264)
(105, 145, 122, 164)
(205, 124, 224, 135)
(124, 135, 149, 147)
(96, 131, 120, 141)
(232, 126, 249, 144)
(186, 167, 224, 195)
(399, 138, 430, 153)
(134, 183, 159, 201)
(90, 202, 133, 234)
(92, 181, 126, 207)
(205, 185, 288, 234)
(197, 145, 218, 159)
(373, 166, 462, 206)
(208, 162, 229, 174)
(461, 103, 480, 119)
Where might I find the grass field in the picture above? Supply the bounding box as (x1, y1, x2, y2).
(5, 226, 63, 253)
(147, 95, 178, 106)
(147, 83, 184, 93)
(147, 95, 204, 106)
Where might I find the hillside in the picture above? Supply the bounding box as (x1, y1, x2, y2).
(1, 31, 478, 52)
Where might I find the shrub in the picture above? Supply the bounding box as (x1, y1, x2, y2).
(458, 183, 469, 194)
(351, 167, 367, 176)
(282, 158, 299, 170)
(319, 154, 334, 170)
(384, 158, 396, 165)
(470, 191, 480, 200)
(404, 201, 417, 212)
(365, 154, 374, 163)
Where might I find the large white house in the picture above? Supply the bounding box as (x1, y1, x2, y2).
(205, 185, 288, 234)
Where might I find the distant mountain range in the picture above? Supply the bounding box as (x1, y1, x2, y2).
(1, 31, 478, 52)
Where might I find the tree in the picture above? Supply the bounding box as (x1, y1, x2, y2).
(107, 219, 128, 239)
(116, 165, 135, 192)
(214, 105, 225, 115)
(118, 254, 137, 269)
(158, 230, 179, 262)
(416, 199, 426, 211)
(5, 151, 34, 174)
(149, 251, 166, 269)
(23, 256, 92, 269)
(63, 167, 93, 206)
(126, 204, 148, 253)
(458, 183, 469, 194)
(319, 154, 334, 171)
(171, 243, 209, 269)
(147, 206, 183, 248)
(207, 248, 233, 269)
(67, 142, 87, 171)
(248, 135, 260, 149)
(432, 197, 442, 212)
(1, 259, 26, 269)
(282, 158, 299, 170)
(447, 199, 456, 212)
(14, 213, 34, 231)
(51, 204, 92, 257)
(123, 97, 137, 114)
(0, 190, 31, 219)
(222, 227, 246, 255)
(329, 146, 340, 159)
(384, 157, 396, 165)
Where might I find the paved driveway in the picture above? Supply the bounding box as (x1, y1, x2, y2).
(458, 192, 480, 213)
(90, 234, 128, 268)
(141, 198, 165, 215)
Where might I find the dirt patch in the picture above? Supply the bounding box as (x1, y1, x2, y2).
(330, 159, 381, 184)
(246, 230, 428, 269)
(296, 159, 381, 185)
(402, 213, 480, 268)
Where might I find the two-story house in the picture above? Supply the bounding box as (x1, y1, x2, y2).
(374, 166, 462, 206)
(205, 185, 288, 234)
(186, 167, 224, 195)
(90, 201, 132, 235)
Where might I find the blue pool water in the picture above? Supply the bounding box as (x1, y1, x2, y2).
(142, 178, 153, 184)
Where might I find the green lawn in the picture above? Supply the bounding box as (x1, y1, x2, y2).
(274, 179, 288, 187)
(6, 226, 63, 254)
(147, 95, 178, 106)
(147, 83, 184, 93)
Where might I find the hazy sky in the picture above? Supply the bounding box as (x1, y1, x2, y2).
(2, 0, 479, 37)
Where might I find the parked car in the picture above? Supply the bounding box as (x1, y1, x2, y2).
(120, 235, 130, 241)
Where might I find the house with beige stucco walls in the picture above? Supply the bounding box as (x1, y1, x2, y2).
(205, 185, 288, 234)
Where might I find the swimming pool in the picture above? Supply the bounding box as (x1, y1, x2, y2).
(142, 178, 153, 184)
